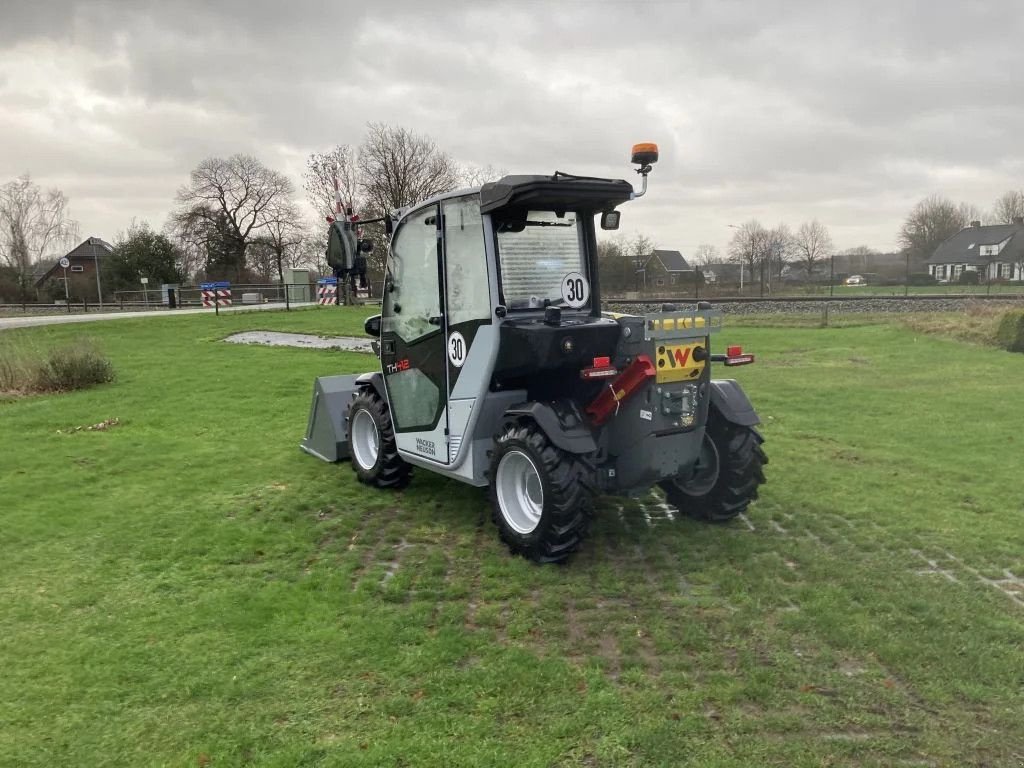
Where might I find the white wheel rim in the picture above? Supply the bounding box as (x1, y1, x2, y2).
(350, 409, 380, 470)
(495, 450, 544, 534)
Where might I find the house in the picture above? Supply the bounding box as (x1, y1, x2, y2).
(928, 218, 1024, 283)
(641, 249, 692, 289)
(33, 237, 113, 301)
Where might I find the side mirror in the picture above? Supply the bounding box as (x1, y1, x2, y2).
(600, 211, 621, 230)
(359, 239, 374, 253)
(364, 313, 382, 337)
(384, 217, 394, 236)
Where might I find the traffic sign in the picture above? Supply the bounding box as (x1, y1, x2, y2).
(59, 257, 70, 269)
(140, 277, 149, 284)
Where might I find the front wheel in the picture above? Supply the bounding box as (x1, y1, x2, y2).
(660, 414, 767, 522)
(488, 422, 595, 563)
(347, 390, 411, 489)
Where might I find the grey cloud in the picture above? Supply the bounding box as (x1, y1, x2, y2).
(1, 0, 1023, 254)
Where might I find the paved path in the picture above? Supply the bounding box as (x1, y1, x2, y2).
(0, 302, 317, 330)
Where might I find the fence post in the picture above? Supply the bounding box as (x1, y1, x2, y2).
(285, 282, 291, 311)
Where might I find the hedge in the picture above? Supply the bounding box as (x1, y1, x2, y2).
(996, 309, 1024, 353)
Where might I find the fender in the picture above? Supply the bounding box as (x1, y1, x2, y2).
(504, 400, 597, 455)
(709, 379, 760, 426)
(355, 371, 388, 403)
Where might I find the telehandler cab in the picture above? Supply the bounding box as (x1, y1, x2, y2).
(302, 143, 767, 563)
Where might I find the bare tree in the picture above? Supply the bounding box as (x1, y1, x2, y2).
(257, 199, 306, 284)
(793, 220, 833, 278)
(991, 190, 1024, 224)
(0, 175, 79, 298)
(172, 154, 295, 280)
(303, 144, 362, 221)
(764, 224, 793, 290)
(628, 233, 655, 291)
(692, 243, 719, 268)
(728, 220, 768, 291)
(460, 164, 506, 187)
(898, 195, 973, 269)
(358, 123, 461, 217)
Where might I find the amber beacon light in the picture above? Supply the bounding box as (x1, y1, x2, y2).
(631, 142, 659, 166)
(630, 142, 659, 199)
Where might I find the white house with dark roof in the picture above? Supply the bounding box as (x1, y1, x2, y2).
(927, 218, 1024, 283)
(642, 249, 692, 288)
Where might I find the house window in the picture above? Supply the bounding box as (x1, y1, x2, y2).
(934, 265, 944, 280)
(1001, 263, 1012, 279)
(670, 275, 677, 285)
(953, 265, 963, 279)
(655, 278, 665, 287)
(70, 265, 85, 273)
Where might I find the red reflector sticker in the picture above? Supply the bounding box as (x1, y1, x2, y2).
(724, 354, 755, 366)
(593, 356, 611, 367)
(580, 367, 619, 379)
(727, 345, 743, 357)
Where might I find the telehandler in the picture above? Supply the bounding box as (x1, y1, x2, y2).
(302, 143, 766, 562)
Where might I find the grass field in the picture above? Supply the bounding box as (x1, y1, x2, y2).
(2, 307, 1023, 767)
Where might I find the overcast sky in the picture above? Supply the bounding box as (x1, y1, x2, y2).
(2, 0, 1023, 258)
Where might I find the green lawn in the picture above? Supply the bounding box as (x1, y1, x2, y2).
(2, 307, 1023, 767)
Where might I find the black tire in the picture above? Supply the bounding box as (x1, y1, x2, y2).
(660, 413, 767, 522)
(488, 421, 595, 564)
(347, 389, 411, 489)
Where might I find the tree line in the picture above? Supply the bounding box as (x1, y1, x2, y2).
(3, 130, 1024, 301)
(0, 123, 498, 301)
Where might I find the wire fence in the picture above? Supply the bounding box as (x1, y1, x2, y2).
(4, 278, 1024, 316)
(0, 281, 384, 315)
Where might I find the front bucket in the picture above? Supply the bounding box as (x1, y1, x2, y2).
(300, 374, 361, 462)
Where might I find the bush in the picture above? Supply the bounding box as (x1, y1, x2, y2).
(995, 310, 1024, 353)
(0, 336, 115, 394)
(958, 270, 981, 285)
(908, 272, 938, 286)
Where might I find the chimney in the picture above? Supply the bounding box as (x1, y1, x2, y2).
(1014, 216, 1024, 225)
(970, 220, 981, 228)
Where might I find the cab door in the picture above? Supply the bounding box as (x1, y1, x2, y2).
(440, 195, 493, 466)
(380, 204, 450, 464)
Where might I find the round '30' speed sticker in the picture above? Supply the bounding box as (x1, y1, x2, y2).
(560, 272, 590, 308)
(448, 331, 467, 368)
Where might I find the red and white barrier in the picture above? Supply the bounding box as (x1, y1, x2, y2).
(317, 283, 338, 305)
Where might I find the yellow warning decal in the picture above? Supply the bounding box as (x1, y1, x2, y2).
(655, 341, 706, 383)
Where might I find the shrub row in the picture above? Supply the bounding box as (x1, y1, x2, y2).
(0, 337, 115, 394)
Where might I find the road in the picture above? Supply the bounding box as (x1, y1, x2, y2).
(0, 302, 318, 331)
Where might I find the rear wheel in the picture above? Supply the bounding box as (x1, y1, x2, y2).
(660, 413, 766, 522)
(488, 422, 595, 563)
(347, 390, 411, 489)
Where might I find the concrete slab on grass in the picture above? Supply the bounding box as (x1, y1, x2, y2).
(224, 331, 372, 353)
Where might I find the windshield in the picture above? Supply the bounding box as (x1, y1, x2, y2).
(495, 210, 585, 308)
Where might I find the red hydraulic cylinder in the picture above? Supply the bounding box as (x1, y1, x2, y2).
(585, 354, 656, 426)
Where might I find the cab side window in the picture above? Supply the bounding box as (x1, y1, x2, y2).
(384, 206, 440, 343)
(443, 196, 490, 326)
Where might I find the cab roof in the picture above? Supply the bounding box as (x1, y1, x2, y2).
(479, 174, 634, 213)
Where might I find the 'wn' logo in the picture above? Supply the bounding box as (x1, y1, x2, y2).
(667, 347, 691, 368)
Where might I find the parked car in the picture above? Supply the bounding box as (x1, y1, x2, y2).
(844, 274, 866, 286)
